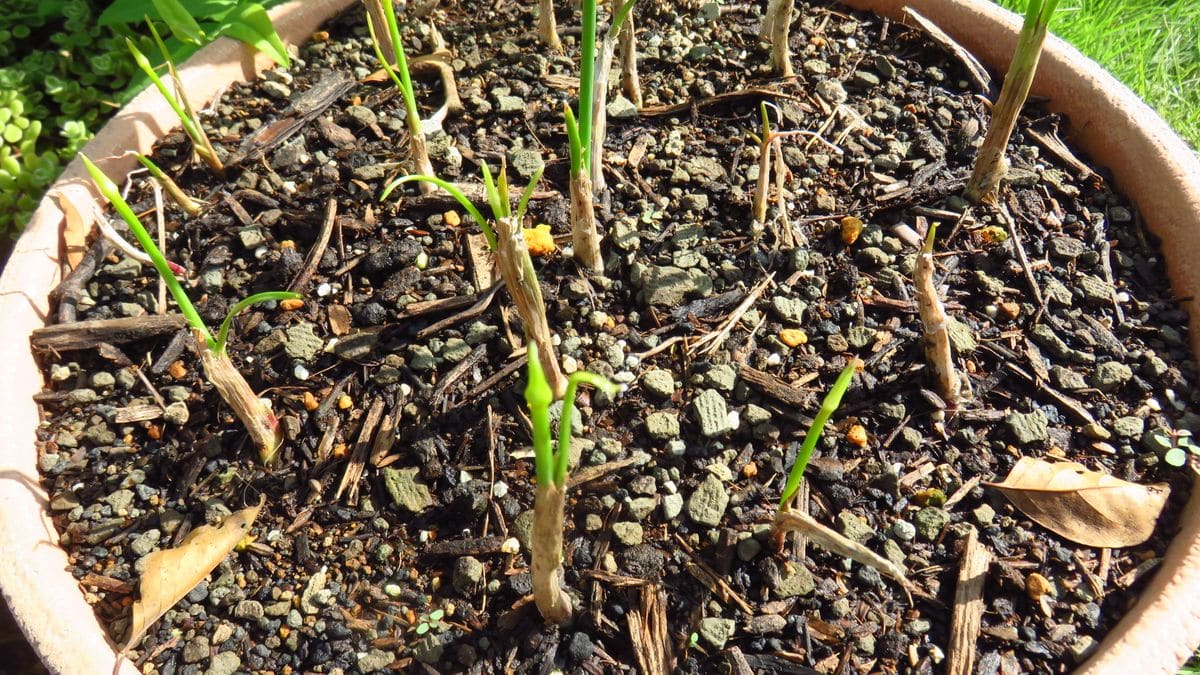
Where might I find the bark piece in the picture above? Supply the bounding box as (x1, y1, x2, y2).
(947, 528, 992, 675)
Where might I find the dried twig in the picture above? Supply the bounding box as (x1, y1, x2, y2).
(914, 224, 962, 407)
(773, 510, 914, 604)
(902, 8, 991, 93)
(289, 198, 337, 293)
(947, 528, 992, 675)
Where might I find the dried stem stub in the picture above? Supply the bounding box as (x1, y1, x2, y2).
(915, 227, 962, 407)
(618, 4, 642, 107)
(532, 481, 572, 623)
(494, 216, 566, 396)
(195, 330, 283, 464)
(590, 36, 617, 194)
(408, 132, 437, 194)
(964, 0, 1057, 203)
(569, 170, 603, 275)
(538, 0, 562, 51)
(768, 0, 795, 77)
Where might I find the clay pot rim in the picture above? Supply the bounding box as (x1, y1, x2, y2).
(1, 0, 1197, 673)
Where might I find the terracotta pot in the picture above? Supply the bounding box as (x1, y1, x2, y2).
(0, 1, 354, 673)
(835, 5, 1200, 672)
(1, 0, 1197, 672)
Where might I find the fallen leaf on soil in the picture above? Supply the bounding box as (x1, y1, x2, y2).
(123, 497, 264, 652)
(986, 457, 1168, 548)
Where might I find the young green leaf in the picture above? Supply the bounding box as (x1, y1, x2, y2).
(515, 165, 544, 223)
(216, 1, 290, 68)
(381, 175, 496, 249)
(80, 154, 212, 344)
(553, 371, 619, 486)
(526, 353, 555, 487)
(215, 291, 300, 354)
(779, 359, 861, 507)
(150, 0, 207, 44)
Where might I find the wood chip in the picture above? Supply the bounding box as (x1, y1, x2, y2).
(337, 397, 385, 502)
(627, 585, 673, 675)
(114, 404, 164, 423)
(739, 366, 816, 409)
(947, 528, 992, 675)
(901, 8, 991, 93)
(32, 315, 188, 351)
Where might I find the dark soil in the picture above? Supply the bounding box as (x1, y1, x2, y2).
(33, 1, 1198, 673)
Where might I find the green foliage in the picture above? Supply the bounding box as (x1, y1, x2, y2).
(80, 155, 298, 353)
(0, 0, 135, 236)
(100, 0, 291, 66)
(366, 0, 419, 135)
(382, 160, 544, 251)
(525, 354, 618, 488)
(993, 0, 1199, 148)
(779, 359, 860, 508)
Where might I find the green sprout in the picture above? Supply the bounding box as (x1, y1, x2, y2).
(82, 155, 296, 355)
(126, 21, 223, 172)
(779, 358, 861, 508)
(382, 158, 565, 396)
(82, 154, 297, 463)
(381, 161, 542, 252)
(526, 352, 619, 488)
(964, 0, 1060, 203)
(414, 608, 446, 636)
(365, 0, 434, 184)
(136, 153, 202, 215)
(366, 0, 418, 137)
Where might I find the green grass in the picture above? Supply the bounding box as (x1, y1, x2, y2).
(994, 0, 1200, 148)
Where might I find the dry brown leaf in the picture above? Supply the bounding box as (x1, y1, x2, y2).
(123, 497, 264, 652)
(986, 457, 1169, 548)
(53, 184, 96, 269)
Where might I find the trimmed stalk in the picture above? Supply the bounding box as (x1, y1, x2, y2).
(526, 354, 618, 624)
(538, 0, 562, 51)
(360, 0, 393, 60)
(196, 331, 285, 463)
(964, 0, 1059, 204)
(532, 480, 571, 622)
(496, 215, 567, 397)
(915, 224, 962, 407)
(589, 0, 637, 194)
(750, 103, 805, 235)
(384, 163, 562, 394)
(82, 155, 296, 464)
(618, 1, 641, 108)
(767, 0, 794, 77)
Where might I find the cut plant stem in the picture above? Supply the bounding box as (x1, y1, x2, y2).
(750, 103, 806, 235)
(561, 0, 604, 275)
(915, 224, 963, 406)
(360, 0, 393, 61)
(763, 0, 795, 76)
(538, 0, 562, 51)
(778, 358, 861, 508)
(137, 155, 202, 216)
(368, 1, 436, 193)
(526, 355, 619, 624)
(964, 0, 1059, 203)
(618, 0, 642, 108)
(384, 164, 560, 392)
(589, 0, 637, 194)
(495, 215, 567, 397)
(126, 36, 222, 173)
(81, 155, 293, 464)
